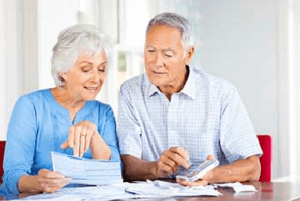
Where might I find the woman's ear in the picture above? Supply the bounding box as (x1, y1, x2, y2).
(58, 73, 67, 87)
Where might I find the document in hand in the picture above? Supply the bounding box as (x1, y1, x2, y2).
(51, 152, 122, 185)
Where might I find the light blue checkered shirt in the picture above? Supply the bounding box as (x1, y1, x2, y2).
(117, 67, 262, 167)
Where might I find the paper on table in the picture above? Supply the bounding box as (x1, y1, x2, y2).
(21, 183, 127, 201)
(51, 152, 122, 185)
(214, 182, 257, 192)
(125, 180, 222, 197)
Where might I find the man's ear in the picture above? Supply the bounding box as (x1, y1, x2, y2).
(185, 46, 195, 65)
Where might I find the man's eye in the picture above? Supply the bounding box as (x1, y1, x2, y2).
(82, 68, 91, 72)
(165, 54, 172, 57)
(148, 50, 155, 52)
(98, 69, 105, 72)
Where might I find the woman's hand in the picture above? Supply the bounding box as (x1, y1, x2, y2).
(37, 169, 69, 193)
(60, 121, 97, 157)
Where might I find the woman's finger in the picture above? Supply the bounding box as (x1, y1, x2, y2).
(84, 131, 93, 152)
(68, 126, 75, 148)
(73, 127, 81, 157)
(79, 128, 87, 157)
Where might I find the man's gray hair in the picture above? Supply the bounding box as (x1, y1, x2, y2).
(146, 12, 194, 50)
(51, 24, 109, 87)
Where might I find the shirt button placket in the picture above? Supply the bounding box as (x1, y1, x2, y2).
(168, 94, 179, 148)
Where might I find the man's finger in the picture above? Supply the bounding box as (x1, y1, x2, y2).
(157, 160, 173, 176)
(206, 154, 214, 161)
(165, 149, 190, 169)
(160, 154, 178, 172)
(177, 178, 208, 187)
(169, 147, 190, 165)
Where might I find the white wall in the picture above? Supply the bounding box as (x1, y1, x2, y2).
(0, 0, 23, 140)
(0, 0, 5, 140)
(39, 0, 79, 89)
(199, 0, 279, 178)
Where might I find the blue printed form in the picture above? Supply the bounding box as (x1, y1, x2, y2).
(51, 152, 122, 185)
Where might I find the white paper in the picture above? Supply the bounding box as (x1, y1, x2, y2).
(214, 182, 257, 192)
(125, 180, 222, 197)
(21, 183, 127, 201)
(51, 152, 122, 185)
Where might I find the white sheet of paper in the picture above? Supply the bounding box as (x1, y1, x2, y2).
(214, 182, 257, 192)
(21, 184, 127, 201)
(51, 152, 122, 185)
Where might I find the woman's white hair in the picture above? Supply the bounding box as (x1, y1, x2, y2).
(51, 24, 109, 87)
(146, 12, 194, 50)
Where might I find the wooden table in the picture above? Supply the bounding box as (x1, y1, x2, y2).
(2, 181, 300, 200)
(172, 182, 300, 200)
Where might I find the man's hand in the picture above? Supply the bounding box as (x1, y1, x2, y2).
(155, 147, 190, 178)
(36, 169, 70, 193)
(177, 155, 214, 186)
(60, 121, 98, 157)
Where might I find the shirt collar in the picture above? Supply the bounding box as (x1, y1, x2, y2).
(147, 66, 196, 100)
(180, 66, 196, 100)
(147, 77, 160, 97)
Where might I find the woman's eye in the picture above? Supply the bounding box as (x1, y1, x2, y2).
(148, 49, 155, 53)
(81, 65, 92, 72)
(98, 66, 106, 72)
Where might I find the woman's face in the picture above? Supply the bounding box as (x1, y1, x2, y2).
(60, 50, 107, 101)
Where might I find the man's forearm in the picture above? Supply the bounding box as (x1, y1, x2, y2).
(208, 155, 261, 184)
(121, 155, 159, 180)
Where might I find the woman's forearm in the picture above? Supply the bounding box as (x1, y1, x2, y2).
(90, 133, 112, 160)
(18, 175, 42, 194)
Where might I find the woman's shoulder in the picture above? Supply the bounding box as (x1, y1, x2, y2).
(88, 100, 114, 117)
(16, 89, 50, 105)
(88, 100, 112, 112)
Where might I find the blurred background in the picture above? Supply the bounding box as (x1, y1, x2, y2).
(1, 0, 300, 182)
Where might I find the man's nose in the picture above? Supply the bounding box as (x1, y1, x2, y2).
(154, 52, 164, 67)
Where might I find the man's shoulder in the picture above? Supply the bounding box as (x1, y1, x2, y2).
(120, 73, 148, 93)
(192, 68, 236, 93)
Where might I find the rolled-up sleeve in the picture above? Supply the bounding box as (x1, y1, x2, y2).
(99, 105, 120, 162)
(2, 96, 37, 195)
(220, 87, 262, 164)
(117, 84, 143, 159)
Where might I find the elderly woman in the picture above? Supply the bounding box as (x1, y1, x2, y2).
(0, 25, 120, 195)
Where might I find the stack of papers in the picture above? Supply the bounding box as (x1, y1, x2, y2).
(125, 180, 222, 197)
(51, 152, 122, 185)
(18, 181, 258, 200)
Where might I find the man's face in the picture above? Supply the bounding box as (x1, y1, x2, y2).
(144, 25, 193, 89)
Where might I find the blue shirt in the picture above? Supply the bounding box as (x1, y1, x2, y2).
(0, 89, 120, 195)
(117, 67, 262, 171)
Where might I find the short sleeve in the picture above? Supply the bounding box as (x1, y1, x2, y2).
(117, 85, 143, 158)
(219, 87, 262, 163)
(2, 96, 37, 195)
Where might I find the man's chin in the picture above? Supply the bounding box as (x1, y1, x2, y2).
(148, 77, 168, 87)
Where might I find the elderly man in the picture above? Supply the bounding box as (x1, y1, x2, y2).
(117, 12, 262, 186)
